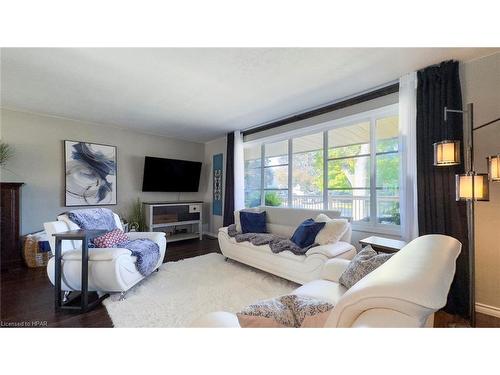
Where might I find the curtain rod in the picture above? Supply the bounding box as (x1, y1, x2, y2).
(242, 82, 399, 137)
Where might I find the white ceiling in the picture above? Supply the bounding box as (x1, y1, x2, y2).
(1, 48, 498, 143)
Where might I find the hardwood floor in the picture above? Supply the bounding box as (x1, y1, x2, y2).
(0, 236, 221, 328)
(2, 236, 499, 328)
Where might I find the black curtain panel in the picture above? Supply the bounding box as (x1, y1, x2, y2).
(223, 132, 235, 227)
(416, 60, 470, 318)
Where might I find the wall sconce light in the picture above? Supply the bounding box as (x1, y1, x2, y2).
(456, 172, 490, 201)
(487, 154, 500, 181)
(434, 140, 461, 166)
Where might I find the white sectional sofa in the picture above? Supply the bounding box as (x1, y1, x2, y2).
(194, 234, 462, 328)
(44, 212, 167, 293)
(218, 206, 356, 284)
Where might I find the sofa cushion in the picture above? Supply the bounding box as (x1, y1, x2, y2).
(290, 219, 325, 248)
(314, 214, 349, 245)
(339, 245, 393, 289)
(240, 211, 267, 234)
(294, 279, 347, 305)
(237, 294, 334, 328)
(305, 241, 356, 259)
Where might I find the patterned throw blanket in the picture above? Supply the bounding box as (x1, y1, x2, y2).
(67, 208, 160, 276)
(67, 208, 117, 231)
(227, 224, 318, 255)
(118, 238, 160, 276)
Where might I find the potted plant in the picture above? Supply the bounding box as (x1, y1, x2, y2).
(0, 142, 14, 167)
(127, 198, 146, 231)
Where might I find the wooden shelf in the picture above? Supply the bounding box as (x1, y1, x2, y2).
(166, 232, 201, 243)
(151, 220, 200, 228)
(144, 201, 203, 243)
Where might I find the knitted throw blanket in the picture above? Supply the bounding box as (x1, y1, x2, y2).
(227, 224, 317, 256)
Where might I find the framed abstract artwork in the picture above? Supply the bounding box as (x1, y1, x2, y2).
(212, 153, 223, 215)
(64, 140, 117, 206)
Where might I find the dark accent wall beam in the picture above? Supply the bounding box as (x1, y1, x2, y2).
(242, 83, 399, 137)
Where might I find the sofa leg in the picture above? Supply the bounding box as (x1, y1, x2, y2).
(224, 257, 228, 262)
(63, 291, 70, 303)
(119, 291, 127, 301)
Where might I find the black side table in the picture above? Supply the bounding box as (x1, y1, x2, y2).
(53, 229, 109, 313)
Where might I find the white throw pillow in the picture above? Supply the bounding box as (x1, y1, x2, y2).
(314, 214, 349, 245)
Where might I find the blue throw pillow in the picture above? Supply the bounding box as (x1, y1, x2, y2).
(240, 211, 267, 234)
(290, 218, 326, 248)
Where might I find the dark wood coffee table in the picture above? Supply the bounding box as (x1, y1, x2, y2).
(53, 229, 109, 313)
(359, 236, 407, 254)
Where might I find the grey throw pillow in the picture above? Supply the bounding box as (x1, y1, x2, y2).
(339, 245, 393, 289)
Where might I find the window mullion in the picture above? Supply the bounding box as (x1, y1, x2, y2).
(323, 131, 328, 211)
(370, 117, 377, 225)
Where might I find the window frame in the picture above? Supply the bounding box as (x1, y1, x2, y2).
(243, 104, 401, 235)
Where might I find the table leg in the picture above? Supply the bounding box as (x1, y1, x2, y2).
(54, 238, 62, 310)
(81, 238, 89, 312)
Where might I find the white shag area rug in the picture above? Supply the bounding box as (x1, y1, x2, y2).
(103, 253, 298, 327)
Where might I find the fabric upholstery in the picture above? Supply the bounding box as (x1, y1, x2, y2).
(416, 60, 469, 318)
(290, 219, 325, 248)
(339, 246, 393, 289)
(223, 131, 235, 227)
(314, 214, 349, 245)
(237, 294, 334, 328)
(240, 211, 267, 233)
(67, 208, 118, 231)
(93, 229, 129, 248)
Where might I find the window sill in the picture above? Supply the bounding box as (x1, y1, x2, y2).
(351, 223, 402, 237)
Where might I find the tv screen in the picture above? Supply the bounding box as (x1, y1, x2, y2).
(142, 156, 202, 192)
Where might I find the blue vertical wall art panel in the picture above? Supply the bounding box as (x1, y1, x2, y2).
(212, 153, 223, 215)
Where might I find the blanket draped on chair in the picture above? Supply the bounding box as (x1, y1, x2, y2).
(67, 208, 160, 276)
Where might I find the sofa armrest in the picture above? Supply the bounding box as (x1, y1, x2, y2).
(62, 247, 132, 261)
(320, 258, 351, 282)
(306, 241, 356, 259)
(218, 227, 229, 235)
(190, 312, 241, 328)
(127, 231, 166, 243)
(350, 309, 423, 328)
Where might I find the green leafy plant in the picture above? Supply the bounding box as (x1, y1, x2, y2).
(0, 142, 14, 166)
(127, 198, 146, 231)
(264, 191, 283, 206)
(245, 190, 284, 207)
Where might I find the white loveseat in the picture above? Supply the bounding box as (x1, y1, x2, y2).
(44, 212, 167, 293)
(218, 206, 356, 284)
(194, 234, 462, 328)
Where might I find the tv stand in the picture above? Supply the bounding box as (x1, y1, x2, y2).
(143, 201, 203, 243)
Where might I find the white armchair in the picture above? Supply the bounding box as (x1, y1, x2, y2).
(44, 212, 166, 293)
(192, 234, 461, 328)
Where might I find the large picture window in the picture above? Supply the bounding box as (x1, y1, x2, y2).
(243, 105, 400, 232)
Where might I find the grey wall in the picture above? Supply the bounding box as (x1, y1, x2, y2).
(0, 109, 206, 234)
(460, 52, 500, 313)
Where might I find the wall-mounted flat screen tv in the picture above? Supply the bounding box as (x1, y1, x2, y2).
(142, 156, 202, 192)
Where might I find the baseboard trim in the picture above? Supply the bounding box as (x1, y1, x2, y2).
(476, 302, 500, 318)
